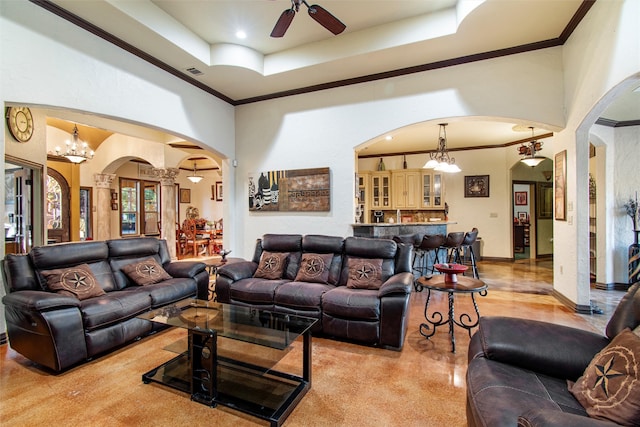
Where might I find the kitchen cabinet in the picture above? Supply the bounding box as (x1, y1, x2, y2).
(369, 171, 391, 209)
(360, 168, 445, 214)
(357, 172, 369, 223)
(391, 170, 420, 209)
(421, 171, 445, 209)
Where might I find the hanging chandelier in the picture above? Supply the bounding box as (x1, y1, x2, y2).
(187, 161, 203, 183)
(423, 123, 461, 173)
(518, 127, 545, 167)
(55, 125, 94, 163)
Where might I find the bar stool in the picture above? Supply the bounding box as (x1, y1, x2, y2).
(414, 234, 446, 291)
(440, 231, 466, 265)
(392, 233, 421, 275)
(461, 228, 479, 278)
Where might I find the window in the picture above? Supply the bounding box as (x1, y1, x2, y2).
(143, 182, 160, 235)
(46, 175, 62, 230)
(119, 178, 160, 236)
(120, 178, 138, 235)
(79, 187, 92, 240)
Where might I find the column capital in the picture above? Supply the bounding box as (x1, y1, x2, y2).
(152, 168, 180, 185)
(94, 173, 116, 188)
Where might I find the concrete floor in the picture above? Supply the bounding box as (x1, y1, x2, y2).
(0, 258, 623, 426)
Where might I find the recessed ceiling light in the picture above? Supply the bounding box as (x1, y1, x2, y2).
(236, 30, 247, 39)
(385, 135, 393, 141)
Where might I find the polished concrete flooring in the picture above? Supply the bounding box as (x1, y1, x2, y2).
(0, 259, 625, 426)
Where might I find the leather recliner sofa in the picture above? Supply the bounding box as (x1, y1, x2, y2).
(215, 234, 414, 350)
(2, 237, 209, 372)
(466, 282, 640, 426)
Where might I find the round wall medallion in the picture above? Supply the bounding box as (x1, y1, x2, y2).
(6, 106, 34, 143)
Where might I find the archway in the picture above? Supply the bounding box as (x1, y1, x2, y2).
(511, 158, 554, 261)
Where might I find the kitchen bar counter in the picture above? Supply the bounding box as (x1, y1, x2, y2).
(352, 222, 456, 239)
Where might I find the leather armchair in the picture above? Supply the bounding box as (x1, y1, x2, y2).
(466, 282, 640, 427)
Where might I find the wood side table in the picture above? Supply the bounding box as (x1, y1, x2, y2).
(417, 275, 487, 353)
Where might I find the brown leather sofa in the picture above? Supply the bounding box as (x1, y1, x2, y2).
(466, 282, 640, 426)
(2, 237, 209, 372)
(215, 234, 414, 350)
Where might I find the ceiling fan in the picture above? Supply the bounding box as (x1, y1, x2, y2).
(270, 0, 346, 38)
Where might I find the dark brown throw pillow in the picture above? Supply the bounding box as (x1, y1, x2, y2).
(121, 257, 172, 286)
(41, 264, 106, 300)
(294, 253, 333, 284)
(346, 257, 384, 290)
(569, 328, 640, 425)
(253, 251, 289, 280)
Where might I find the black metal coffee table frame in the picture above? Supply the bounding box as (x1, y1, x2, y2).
(140, 300, 315, 427)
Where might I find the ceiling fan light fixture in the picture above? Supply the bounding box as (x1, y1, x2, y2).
(270, 0, 345, 38)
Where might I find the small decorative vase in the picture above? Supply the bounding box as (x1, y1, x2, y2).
(629, 230, 640, 284)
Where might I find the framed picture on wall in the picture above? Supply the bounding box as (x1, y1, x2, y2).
(515, 191, 528, 205)
(554, 150, 567, 221)
(215, 181, 223, 201)
(179, 188, 191, 204)
(464, 175, 490, 198)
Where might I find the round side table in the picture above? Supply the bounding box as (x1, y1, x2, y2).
(417, 275, 487, 353)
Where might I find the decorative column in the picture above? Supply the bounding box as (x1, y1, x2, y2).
(152, 168, 179, 259)
(93, 173, 115, 241)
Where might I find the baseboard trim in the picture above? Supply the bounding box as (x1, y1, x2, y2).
(0, 332, 6, 345)
(594, 282, 631, 291)
(478, 256, 512, 262)
(552, 289, 593, 314)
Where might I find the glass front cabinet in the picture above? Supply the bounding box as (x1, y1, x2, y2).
(421, 171, 444, 209)
(370, 171, 391, 209)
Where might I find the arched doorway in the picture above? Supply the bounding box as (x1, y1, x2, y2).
(46, 168, 70, 243)
(511, 158, 554, 260)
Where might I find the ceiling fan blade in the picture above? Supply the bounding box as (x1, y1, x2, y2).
(307, 4, 346, 35)
(271, 9, 296, 38)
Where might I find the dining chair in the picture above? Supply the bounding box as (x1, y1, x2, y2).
(182, 219, 209, 257)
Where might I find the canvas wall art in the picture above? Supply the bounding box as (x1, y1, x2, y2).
(249, 167, 330, 212)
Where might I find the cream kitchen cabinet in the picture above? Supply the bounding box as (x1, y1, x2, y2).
(369, 171, 391, 209)
(421, 171, 445, 209)
(391, 170, 421, 209)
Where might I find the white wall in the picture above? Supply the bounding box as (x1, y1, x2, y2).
(611, 126, 640, 282)
(0, 1, 235, 335)
(235, 49, 566, 260)
(358, 146, 514, 259)
(552, 0, 640, 306)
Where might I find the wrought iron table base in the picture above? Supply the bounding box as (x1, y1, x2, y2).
(419, 287, 487, 353)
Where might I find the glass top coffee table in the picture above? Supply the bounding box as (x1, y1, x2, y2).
(138, 299, 317, 427)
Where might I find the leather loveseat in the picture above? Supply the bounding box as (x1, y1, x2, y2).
(466, 282, 640, 426)
(215, 234, 414, 350)
(2, 237, 209, 372)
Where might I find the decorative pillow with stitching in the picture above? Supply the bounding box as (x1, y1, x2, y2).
(41, 264, 106, 300)
(253, 251, 289, 280)
(346, 257, 384, 290)
(121, 257, 172, 286)
(568, 328, 640, 425)
(294, 253, 333, 284)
